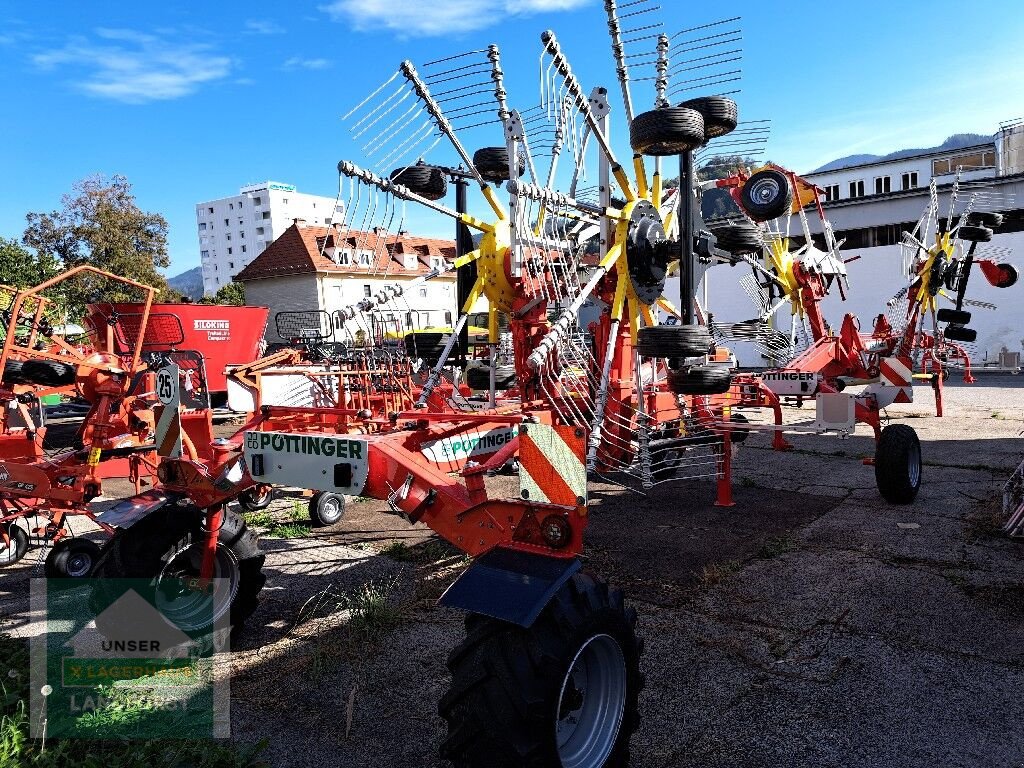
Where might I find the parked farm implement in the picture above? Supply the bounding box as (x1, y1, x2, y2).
(76, 5, 938, 767)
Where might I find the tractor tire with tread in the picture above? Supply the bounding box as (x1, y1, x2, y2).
(708, 222, 763, 255)
(677, 96, 737, 139)
(22, 359, 78, 386)
(943, 326, 977, 343)
(936, 308, 971, 325)
(473, 147, 525, 183)
(1, 523, 29, 565)
(635, 324, 711, 358)
(968, 211, 1003, 229)
(91, 507, 265, 637)
(1, 359, 25, 384)
(389, 164, 448, 201)
(439, 571, 644, 768)
(874, 424, 922, 504)
(308, 492, 345, 527)
(667, 365, 732, 395)
(629, 106, 705, 156)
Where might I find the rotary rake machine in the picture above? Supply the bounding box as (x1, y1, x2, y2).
(882, 174, 1018, 413)
(85, 6, 926, 767)
(0, 266, 216, 576)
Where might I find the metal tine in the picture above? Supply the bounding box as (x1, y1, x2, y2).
(623, 22, 662, 35)
(673, 15, 740, 37)
(434, 82, 493, 102)
(342, 70, 401, 122)
(349, 82, 408, 133)
(622, 32, 663, 44)
(670, 75, 741, 95)
(351, 89, 415, 140)
(424, 66, 493, 87)
(670, 34, 742, 56)
(421, 49, 489, 67)
(446, 99, 497, 117)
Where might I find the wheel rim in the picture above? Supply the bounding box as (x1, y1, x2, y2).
(156, 543, 240, 631)
(908, 441, 921, 488)
(320, 496, 343, 523)
(66, 550, 94, 577)
(1, 527, 24, 564)
(749, 177, 782, 206)
(555, 633, 627, 768)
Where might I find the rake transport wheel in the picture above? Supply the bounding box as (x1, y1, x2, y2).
(678, 95, 738, 139)
(92, 507, 265, 637)
(629, 106, 705, 156)
(666, 365, 732, 395)
(874, 424, 922, 504)
(238, 485, 273, 512)
(440, 572, 643, 768)
(739, 169, 794, 222)
(22, 359, 78, 386)
(936, 308, 972, 325)
(389, 163, 448, 201)
(957, 224, 993, 243)
(308, 491, 345, 526)
(708, 222, 763, 255)
(0, 523, 29, 565)
(473, 147, 526, 183)
(943, 326, 977, 343)
(1, 359, 25, 384)
(635, 324, 712, 358)
(968, 211, 1003, 229)
(44, 537, 101, 578)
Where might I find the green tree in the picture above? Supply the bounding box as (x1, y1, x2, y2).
(22, 175, 172, 316)
(202, 281, 245, 306)
(0, 236, 58, 289)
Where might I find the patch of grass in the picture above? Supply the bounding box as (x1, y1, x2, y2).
(241, 510, 272, 529)
(380, 538, 457, 564)
(698, 560, 740, 588)
(264, 522, 311, 539)
(757, 536, 796, 559)
(290, 502, 308, 522)
(0, 634, 266, 768)
(347, 578, 404, 639)
(380, 541, 416, 562)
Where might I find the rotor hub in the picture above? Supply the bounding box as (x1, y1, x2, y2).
(625, 199, 669, 305)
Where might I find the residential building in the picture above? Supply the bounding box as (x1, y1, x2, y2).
(235, 220, 467, 343)
(196, 182, 345, 296)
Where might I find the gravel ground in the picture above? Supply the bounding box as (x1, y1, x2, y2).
(2, 375, 1023, 766)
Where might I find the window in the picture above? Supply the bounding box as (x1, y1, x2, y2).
(226, 233, 231, 241)
(229, 203, 234, 210)
(227, 247, 233, 255)
(338, 250, 350, 265)
(199, 222, 207, 231)
(254, 196, 262, 205)
(208, 207, 213, 214)
(214, 264, 218, 271)
(238, 217, 243, 225)
(241, 245, 246, 253)
(824, 184, 840, 202)
(239, 231, 245, 238)
(418, 287, 428, 298)
(848, 180, 865, 198)
(358, 251, 372, 266)
(229, 261, 235, 269)
(256, 227, 264, 236)
(335, 205, 344, 212)
(363, 285, 372, 297)
(873, 176, 891, 195)
(901, 171, 919, 190)
(262, 211, 270, 220)
(282, 197, 289, 204)
(430, 256, 444, 270)
(445, 311, 453, 324)
(201, 250, 209, 258)
(932, 150, 996, 176)
(403, 254, 418, 270)
(224, 218, 229, 226)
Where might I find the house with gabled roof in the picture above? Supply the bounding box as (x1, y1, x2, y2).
(236, 219, 470, 343)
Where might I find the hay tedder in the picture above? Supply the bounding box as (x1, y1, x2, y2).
(0, 267, 216, 576)
(74, 5, 937, 766)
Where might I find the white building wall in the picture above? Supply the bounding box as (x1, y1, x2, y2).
(196, 182, 345, 296)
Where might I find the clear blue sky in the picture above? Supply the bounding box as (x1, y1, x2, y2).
(1, 0, 1022, 277)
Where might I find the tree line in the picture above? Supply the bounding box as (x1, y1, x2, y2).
(0, 175, 242, 321)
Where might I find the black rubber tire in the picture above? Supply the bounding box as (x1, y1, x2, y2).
(389, 164, 448, 201)
(936, 308, 972, 325)
(667, 365, 733, 395)
(874, 424, 922, 504)
(943, 326, 977, 343)
(0, 523, 29, 565)
(473, 147, 525, 183)
(91, 507, 265, 637)
(629, 106, 705, 156)
(708, 222, 763, 255)
(636, 324, 712, 358)
(439, 571, 643, 768)
(405, 332, 450, 364)
(957, 224, 992, 243)
(728, 412, 750, 444)
(44, 537, 102, 578)
(238, 485, 273, 513)
(1, 359, 25, 384)
(678, 96, 737, 139)
(22, 359, 78, 386)
(739, 169, 794, 222)
(466, 365, 516, 390)
(968, 211, 1003, 229)
(309, 491, 345, 527)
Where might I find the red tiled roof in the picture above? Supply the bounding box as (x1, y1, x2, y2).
(235, 223, 456, 282)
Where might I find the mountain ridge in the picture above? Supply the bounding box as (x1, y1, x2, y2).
(812, 133, 992, 173)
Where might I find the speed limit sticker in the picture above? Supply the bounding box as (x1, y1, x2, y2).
(157, 365, 178, 405)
